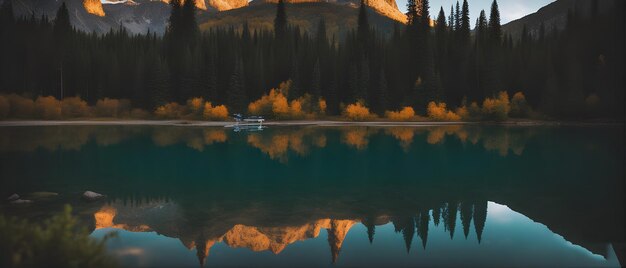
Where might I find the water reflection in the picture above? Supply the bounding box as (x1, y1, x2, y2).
(0, 125, 623, 267)
(0, 125, 540, 158)
(86, 199, 620, 267)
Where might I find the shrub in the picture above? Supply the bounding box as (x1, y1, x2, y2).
(186, 97, 204, 116)
(318, 99, 327, 115)
(61, 97, 91, 118)
(155, 102, 184, 119)
(0, 205, 117, 268)
(510, 92, 530, 118)
(468, 102, 481, 118)
(248, 84, 322, 119)
(481, 91, 510, 121)
(343, 101, 373, 121)
(6, 94, 36, 118)
(455, 106, 469, 120)
(130, 108, 150, 119)
(0, 95, 9, 119)
(35, 96, 62, 119)
(95, 98, 131, 117)
(427, 102, 461, 121)
(203, 102, 229, 120)
(385, 107, 415, 121)
(289, 99, 304, 118)
(271, 91, 290, 116)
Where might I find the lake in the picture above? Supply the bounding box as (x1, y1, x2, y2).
(0, 124, 624, 267)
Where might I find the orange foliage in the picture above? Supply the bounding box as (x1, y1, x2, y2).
(247, 134, 290, 161)
(35, 96, 62, 119)
(427, 102, 461, 121)
(510, 92, 531, 117)
(289, 99, 303, 118)
(426, 126, 463, 144)
(61, 97, 91, 118)
(204, 130, 227, 144)
(343, 101, 373, 121)
(187, 97, 205, 116)
(130, 108, 150, 119)
(481, 91, 510, 121)
(203, 102, 229, 120)
(155, 102, 184, 119)
(248, 84, 323, 119)
(342, 128, 369, 150)
(318, 99, 327, 115)
(96, 98, 131, 117)
(385, 107, 415, 121)
(0, 95, 9, 119)
(455, 106, 469, 120)
(386, 127, 415, 150)
(6, 94, 35, 118)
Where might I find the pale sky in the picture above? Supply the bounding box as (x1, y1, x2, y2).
(396, 0, 557, 28)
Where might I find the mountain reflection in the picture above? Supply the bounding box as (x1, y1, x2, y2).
(90, 198, 494, 266)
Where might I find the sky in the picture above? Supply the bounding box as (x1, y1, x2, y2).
(395, 0, 556, 28)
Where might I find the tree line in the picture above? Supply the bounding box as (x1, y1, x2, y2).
(0, 0, 623, 119)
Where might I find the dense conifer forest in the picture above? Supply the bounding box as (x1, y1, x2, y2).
(0, 0, 623, 119)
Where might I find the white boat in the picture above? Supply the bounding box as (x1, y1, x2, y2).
(225, 114, 266, 130)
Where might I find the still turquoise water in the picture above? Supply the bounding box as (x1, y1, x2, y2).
(0, 125, 624, 267)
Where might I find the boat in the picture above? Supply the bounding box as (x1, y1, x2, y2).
(225, 114, 266, 130)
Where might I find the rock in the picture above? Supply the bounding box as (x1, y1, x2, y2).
(82, 191, 106, 201)
(7, 193, 20, 202)
(10, 199, 33, 204)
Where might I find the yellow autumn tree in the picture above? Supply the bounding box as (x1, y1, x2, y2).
(427, 102, 460, 121)
(35, 96, 62, 119)
(187, 97, 205, 117)
(343, 100, 374, 121)
(510, 92, 531, 118)
(61, 97, 91, 118)
(385, 107, 415, 121)
(155, 102, 184, 119)
(203, 102, 229, 120)
(481, 91, 510, 121)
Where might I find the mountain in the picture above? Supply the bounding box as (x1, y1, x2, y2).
(199, 2, 403, 38)
(5, 0, 404, 36)
(502, 0, 614, 39)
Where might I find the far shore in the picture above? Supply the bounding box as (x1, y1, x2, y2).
(0, 119, 622, 127)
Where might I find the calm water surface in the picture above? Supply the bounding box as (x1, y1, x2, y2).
(0, 125, 624, 267)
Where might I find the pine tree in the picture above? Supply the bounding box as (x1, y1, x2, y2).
(274, 0, 287, 39)
(488, 0, 501, 44)
(311, 58, 321, 99)
(406, 0, 418, 25)
(181, 0, 199, 43)
(53, 2, 71, 40)
(377, 68, 388, 114)
(228, 59, 247, 113)
(460, 0, 470, 43)
(357, 0, 370, 45)
(454, 1, 461, 31)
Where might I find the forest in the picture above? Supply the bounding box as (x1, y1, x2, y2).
(0, 0, 623, 121)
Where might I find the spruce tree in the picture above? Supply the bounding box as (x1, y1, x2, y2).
(53, 2, 71, 40)
(228, 59, 247, 113)
(311, 58, 321, 99)
(357, 0, 370, 45)
(274, 0, 287, 39)
(488, 0, 501, 44)
(460, 0, 470, 42)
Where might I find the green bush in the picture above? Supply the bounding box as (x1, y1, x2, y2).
(0, 205, 117, 268)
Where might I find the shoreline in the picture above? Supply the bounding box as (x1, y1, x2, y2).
(0, 119, 622, 127)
